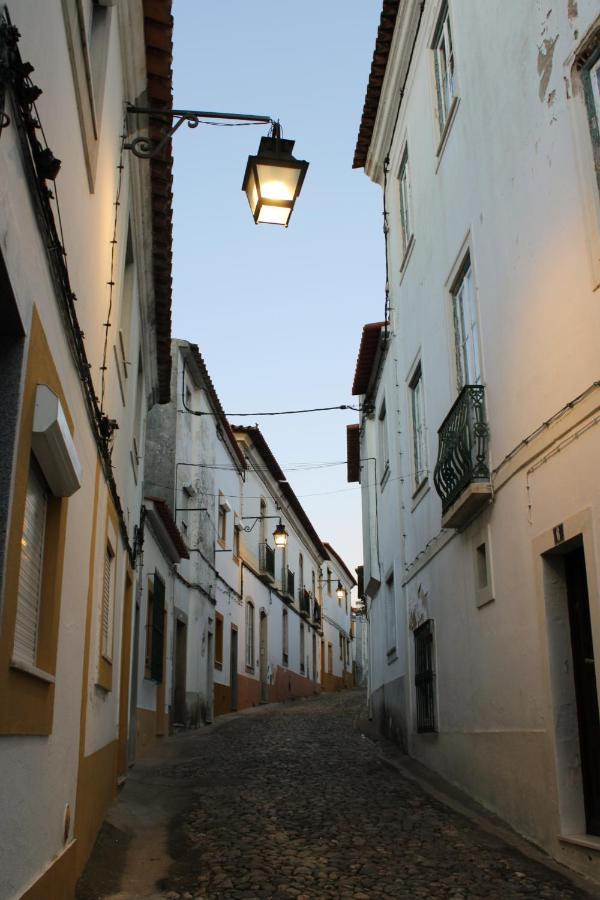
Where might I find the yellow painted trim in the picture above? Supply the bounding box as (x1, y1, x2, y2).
(117, 566, 134, 777)
(77, 460, 101, 765)
(96, 497, 120, 691)
(20, 838, 78, 900)
(0, 308, 71, 735)
(74, 739, 118, 876)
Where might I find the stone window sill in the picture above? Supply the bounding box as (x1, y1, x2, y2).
(10, 657, 55, 684)
(435, 96, 460, 172)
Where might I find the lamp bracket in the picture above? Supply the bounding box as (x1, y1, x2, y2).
(241, 514, 282, 533)
(125, 105, 276, 159)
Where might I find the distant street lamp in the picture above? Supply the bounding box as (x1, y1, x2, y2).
(125, 107, 308, 226)
(336, 581, 345, 602)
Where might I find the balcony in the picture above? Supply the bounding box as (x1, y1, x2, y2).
(312, 600, 321, 627)
(433, 385, 492, 529)
(259, 542, 275, 581)
(299, 587, 311, 617)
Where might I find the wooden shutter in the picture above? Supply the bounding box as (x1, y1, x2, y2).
(14, 463, 48, 664)
(150, 572, 165, 683)
(101, 543, 114, 659)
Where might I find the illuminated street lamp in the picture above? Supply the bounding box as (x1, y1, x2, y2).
(336, 581, 345, 602)
(242, 125, 309, 227)
(125, 107, 308, 226)
(273, 519, 289, 549)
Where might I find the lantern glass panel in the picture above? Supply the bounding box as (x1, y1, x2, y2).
(255, 162, 302, 203)
(257, 204, 292, 226)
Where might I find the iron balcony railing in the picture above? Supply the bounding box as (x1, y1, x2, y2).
(433, 385, 490, 514)
(259, 542, 275, 579)
(299, 587, 311, 616)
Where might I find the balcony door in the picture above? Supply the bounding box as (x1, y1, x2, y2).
(451, 258, 481, 388)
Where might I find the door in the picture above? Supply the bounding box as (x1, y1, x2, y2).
(174, 619, 187, 725)
(312, 632, 316, 684)
(565, 545, 600, 835)
(128, 596, 141, 765)
(320, 639, 325, 686)
(259, 611, 268, 702)
(230, 626, 238, 711)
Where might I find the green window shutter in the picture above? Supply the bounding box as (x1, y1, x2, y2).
(151, 572, 165, 683)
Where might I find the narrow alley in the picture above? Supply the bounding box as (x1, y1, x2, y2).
(77, 691, 597, 900)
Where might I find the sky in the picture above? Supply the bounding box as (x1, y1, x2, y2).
(171, 1, 385, 576)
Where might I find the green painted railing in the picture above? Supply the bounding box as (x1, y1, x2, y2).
(433, 385, 490, 513)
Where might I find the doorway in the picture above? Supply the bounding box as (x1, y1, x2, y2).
(312, 632, 317, 684)
(260, 611, 268, 702)
(174, 618, 187, 726)
(565, 545, 600, 835)
(320, 640, 325, 686)
(230, 626, 238, 711)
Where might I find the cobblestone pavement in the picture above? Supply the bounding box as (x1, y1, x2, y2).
(79, 690, 599, 900)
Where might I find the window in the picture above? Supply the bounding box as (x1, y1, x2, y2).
(414, 620, 436, 732)
(378, 400, 390, 481)
(215, 613, 223, 669)
(432, 4, 456, 134)
(300, 624, 305, 673)
(327, 568, 332, 595)
(385, 573, 396, 656)
(409, 362, 427, 488)
(298, 552, 304, 592)
(398, 146, 413, 258)
(312, 569, 316, 602)
(233, 518, 241, 559)
(130, 355, 144, 483)
(339, 632, 344, 660)
(13, 460, 48, 666)
(581, 51, 600, 194)
(327, 642, 333, 673)
(245, 601, 255, 669)
(452, 258, 481, 388)
(282, 609, 288, 665)
(100, 541, 115, 661)
(145, 572, 165, 683)
(217, 492, 229, 546)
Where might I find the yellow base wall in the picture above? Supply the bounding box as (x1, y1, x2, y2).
(135, 706, 168, 758)
(20, 840, 78, 900)
(74, 740, 118, 878)
(322, 671, 353, 692)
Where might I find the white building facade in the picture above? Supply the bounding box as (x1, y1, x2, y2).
(352, 0, 600, 881)
(320, 542, 356, 692)
(0, 1, 174, 896)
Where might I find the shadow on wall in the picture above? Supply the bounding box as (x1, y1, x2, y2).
(371, 676, 408, 752)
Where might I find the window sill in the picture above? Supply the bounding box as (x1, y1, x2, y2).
(214, 660, 223, 671)
(386, 648, 397, 664)
(399, 234, 415, 280)
(435, 95, 460, 171)
(217, 538, 227, 549)
(10, 657, 55, 684)
(411, 478, 430, 510)
(559, 834, 600, 852)
(245, 665, 255, 674)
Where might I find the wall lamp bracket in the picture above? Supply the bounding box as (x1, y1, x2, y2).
(241, 514, 283, 533)
(124, 104, 274, 160)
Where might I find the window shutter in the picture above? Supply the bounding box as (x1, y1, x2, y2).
(101, 544, 114, 658)
(151, 572, 165, 682)
(14, 464, 48, 664)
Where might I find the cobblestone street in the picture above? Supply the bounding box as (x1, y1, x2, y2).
(78, 691, 599, 900)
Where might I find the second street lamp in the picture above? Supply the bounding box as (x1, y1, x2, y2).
(272, 520, 289, 549)
(125, 107, 308, 226)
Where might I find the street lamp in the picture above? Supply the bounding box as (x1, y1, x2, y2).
(125, 107, 308, 226)
(272, 519, 289, 549)
(336, 581, 345, 602)
(242, 125, 309, 227)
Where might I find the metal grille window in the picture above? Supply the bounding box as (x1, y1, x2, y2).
(452, 259, 481, 389)
(581, 49, 600, 194)
(378, 400, 389, 480)
(414, 620, 436, 732)
(409, 363, 428, 488)
(398, 147, 412, 256)
(432, 4, 456, 132)
(14, 460, 48, 665)
(245, 601, 255, 668)
(300, 623, 305, 673)
(101, 541, 114, 660)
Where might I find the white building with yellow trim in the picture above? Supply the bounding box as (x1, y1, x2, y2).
(0, 1, 174, 896)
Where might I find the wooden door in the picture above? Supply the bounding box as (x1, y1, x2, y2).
(565, 545, 600, 835)
(230, 627, 238, 711)
(259, 612, 268, 702)
(174, 619, 187, 725)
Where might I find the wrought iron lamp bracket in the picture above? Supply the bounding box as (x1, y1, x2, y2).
(241, 514, 282, 534)
(124, 104, 275, 160)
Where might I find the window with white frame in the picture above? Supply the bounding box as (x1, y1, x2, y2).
(13, 460, 48, 665)
(282, 609, 288, 665)
(217, 492, 229, 545)
(409, 362, 428, 488)
(451, 257, 481, 389)
(378, 400, 390, 481)
(581, 47, 600, 194)
(432, 3, 456, 134)
(398, 146, 413, 257)
(245, 601, 255, 669)
(233, 517, 241, 559)
(298, 552, 304, 592)
(385, 572, 396, 656)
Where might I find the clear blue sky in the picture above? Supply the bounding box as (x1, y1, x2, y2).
(171, 1, 385, 576)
